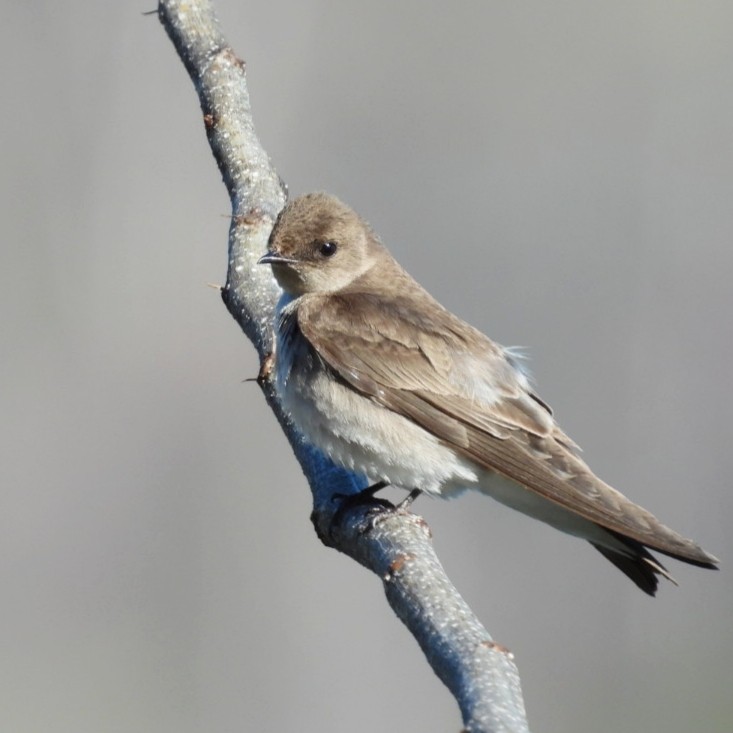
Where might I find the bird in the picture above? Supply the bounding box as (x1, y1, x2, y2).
(258, 192, 718, 595)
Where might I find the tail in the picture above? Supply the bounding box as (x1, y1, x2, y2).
(468, 467, 719, 595)
(591, 530, 719, 596)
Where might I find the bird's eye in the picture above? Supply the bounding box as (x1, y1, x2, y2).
(317, 241, 338, 257)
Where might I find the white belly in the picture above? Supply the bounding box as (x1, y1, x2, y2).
(279, 360, 479, 494)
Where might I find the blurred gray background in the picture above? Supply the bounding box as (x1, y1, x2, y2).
(2, 2, 731, 731)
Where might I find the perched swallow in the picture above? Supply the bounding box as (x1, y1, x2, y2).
(259, 192, 718, 594)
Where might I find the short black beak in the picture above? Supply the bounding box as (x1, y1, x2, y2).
(258, 251, 296, 266)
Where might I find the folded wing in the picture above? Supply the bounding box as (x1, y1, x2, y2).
(298, 291, 717, 569)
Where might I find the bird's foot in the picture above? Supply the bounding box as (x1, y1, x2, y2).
(330, 481, 392, 529)
(331, 482, 422, 515)
(332, 480, 389, 506)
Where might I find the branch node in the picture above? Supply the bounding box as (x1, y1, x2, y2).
(256, 351, 275, 386)
(482, 639, 514, 658)
(233, 208, 268, 228)
(385, 553, 417, 581)
(223, 47, 246, 72)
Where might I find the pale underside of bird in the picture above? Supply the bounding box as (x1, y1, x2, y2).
(259, 192, 719, 595)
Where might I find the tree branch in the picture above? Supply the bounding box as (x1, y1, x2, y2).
(157, 2, 531, 730)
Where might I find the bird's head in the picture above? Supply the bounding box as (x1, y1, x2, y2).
(259, 193, 380, 296)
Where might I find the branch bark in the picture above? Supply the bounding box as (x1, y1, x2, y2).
(157, 2, 531, 731)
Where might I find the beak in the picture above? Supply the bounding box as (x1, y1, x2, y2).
(258, 251, 297, 266)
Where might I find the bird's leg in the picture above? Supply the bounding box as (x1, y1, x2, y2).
(361, 480, 389, 497)
(332, 480, 389, 505)
(396, 488, 422, 510)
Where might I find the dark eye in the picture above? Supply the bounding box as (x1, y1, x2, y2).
(318, 241, 338, 257)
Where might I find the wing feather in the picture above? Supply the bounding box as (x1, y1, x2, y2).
(297, 292, 715, 565)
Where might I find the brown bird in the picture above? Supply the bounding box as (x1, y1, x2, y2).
(259, 192, 718, 595)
